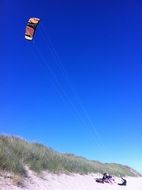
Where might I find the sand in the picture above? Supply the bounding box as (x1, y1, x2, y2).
(0, 170, 142, 190)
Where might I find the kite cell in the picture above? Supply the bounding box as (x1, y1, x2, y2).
(25, 17, 40, 40)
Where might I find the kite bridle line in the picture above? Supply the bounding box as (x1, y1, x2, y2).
(30, 23, 105, 156)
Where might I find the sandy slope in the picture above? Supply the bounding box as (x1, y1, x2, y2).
(0, 170, 142, 190)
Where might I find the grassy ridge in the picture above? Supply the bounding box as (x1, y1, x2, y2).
(0, 135, 141, 177)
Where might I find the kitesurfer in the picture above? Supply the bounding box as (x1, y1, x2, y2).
(118, 177, 127, 186)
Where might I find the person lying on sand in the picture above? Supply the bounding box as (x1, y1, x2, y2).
(96, 173, 114, 184)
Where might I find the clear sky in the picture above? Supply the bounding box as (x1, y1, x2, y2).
(0, 0, 142, 173)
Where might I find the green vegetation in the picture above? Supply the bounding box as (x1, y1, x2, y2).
(0, 135, 141, 177)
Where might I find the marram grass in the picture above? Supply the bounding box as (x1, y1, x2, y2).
(0, 135, 141, 177)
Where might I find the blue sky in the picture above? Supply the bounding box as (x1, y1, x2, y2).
(0, 0, 142, 173)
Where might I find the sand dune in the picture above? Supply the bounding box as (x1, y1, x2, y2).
(0, 170, 142, 190)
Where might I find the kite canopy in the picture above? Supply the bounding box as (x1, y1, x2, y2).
(25, 17, 40, 40)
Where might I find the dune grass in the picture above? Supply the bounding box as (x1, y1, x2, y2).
(0, 135, 141, 177)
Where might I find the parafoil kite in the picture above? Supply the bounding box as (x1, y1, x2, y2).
(25, 17, 40, 40)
